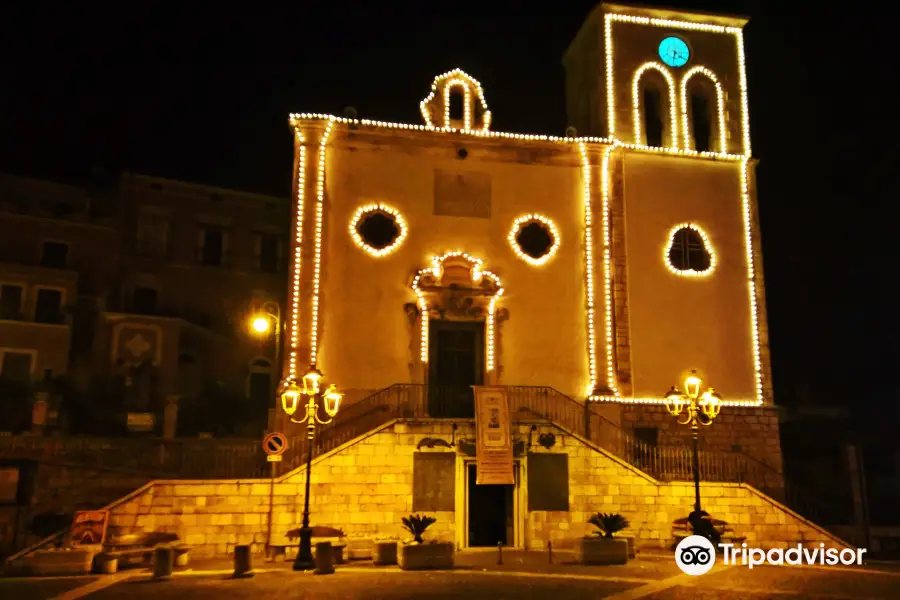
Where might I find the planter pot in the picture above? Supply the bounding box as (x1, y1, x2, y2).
(32, 547, 99, 576)
(398, 542, 454, 571)
(578, 537, 628, 565)
(373, 542, 398, 566)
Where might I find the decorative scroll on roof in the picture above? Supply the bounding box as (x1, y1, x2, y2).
(419, 69, 492, 132)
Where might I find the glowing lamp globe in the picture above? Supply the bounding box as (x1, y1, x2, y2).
(281, 381, 302, 416)
(323, 385, 343, 417)
(251, 316, 270, 334)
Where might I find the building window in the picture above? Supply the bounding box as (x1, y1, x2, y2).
(255, 233, 282, 274)
(247, 358, 272, 407)
(667, 225, 714, 275)
(136, 210, 171, 258)
(132, 286, 159, 314)
(0, 285, 24, 320)
(40, 241, 69, 269)
(197, 225, 229, 267)
(642, 87, 664, 147)
(1, 351, 34, 382)
(690, 92, 712, 152)
(34, 289, 63, 324)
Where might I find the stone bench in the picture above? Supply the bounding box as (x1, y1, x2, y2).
(95, 532, 190, 574)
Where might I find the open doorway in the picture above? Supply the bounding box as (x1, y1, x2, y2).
(466, 463, 515, 547)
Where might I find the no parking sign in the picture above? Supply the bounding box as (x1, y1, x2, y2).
(263, 432, 288, 462)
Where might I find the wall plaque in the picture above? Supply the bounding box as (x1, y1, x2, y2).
(413, 453, 456, 511)
(527, 453, 569, 511)
(433, 170, 491, 219)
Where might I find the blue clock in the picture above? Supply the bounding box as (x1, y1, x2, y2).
(658, 36, 690, 67)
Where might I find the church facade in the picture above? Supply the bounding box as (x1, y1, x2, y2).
(281, 1, 777, 465)
(268, 1, 787, 549)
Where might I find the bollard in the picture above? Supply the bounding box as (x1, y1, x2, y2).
(548, 541, 553, 564)
(497, 541, 503, 565)
(314, 542, 334, 575)
(233, 545, 254, 578)
(152, 547, 174, 580)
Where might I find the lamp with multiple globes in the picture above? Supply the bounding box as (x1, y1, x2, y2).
(664, 370, 723, 514)
(278, 365, 342, 571)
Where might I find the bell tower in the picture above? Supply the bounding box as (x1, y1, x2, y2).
(563, 2, 751, 156)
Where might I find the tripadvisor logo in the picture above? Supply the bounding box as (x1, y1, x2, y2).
(675, 536, 867, 575)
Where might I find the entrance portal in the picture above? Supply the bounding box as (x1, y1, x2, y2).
(467, 463, 514, 547)
(428, 320, 483, 418)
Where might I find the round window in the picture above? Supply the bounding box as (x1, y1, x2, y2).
(350, 204, 407, 257)
(509, 214, 560, 265)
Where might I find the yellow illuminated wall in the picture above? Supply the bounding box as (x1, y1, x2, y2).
(619, 153, 755, 401)
(298, 127, 592, 402)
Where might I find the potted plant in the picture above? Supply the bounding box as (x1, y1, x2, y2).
(579, 513, 630, 565)
(397, 514, 454, 570)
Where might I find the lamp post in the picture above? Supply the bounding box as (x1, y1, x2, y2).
(664, 370, 723, 514)
(250, 301, 282, 371)
(280, 366, 343, 571)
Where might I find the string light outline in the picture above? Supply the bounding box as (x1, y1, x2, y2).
(308, 120, 334, 366)
(288, 130, 306, 379)
(411, 252, 503, 372)
(680, 66, 727, 153)
(632, 62, 679, 148)
(664, 222, 718, 278)
(349, 203, 409, 258)
(508, 213, 561, 266)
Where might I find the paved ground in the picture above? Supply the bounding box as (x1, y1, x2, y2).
(3, 551, 900, 599)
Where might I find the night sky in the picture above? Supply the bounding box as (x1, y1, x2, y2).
(2, 3, 896, 416)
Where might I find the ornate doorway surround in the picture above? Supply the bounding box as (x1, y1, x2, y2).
(405, 252, 508, 384)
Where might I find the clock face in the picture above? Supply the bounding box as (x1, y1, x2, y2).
(658, 36, 690, 67)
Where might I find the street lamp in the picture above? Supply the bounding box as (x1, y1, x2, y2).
(249, 300, 282, 369)
(664, 370, 722, 514)
(280, 365, 343, 571)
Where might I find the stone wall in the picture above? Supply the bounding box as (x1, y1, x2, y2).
(64, 419, 844, 559)
(621, 404, 783, 473)
(1, 462, 151, 557)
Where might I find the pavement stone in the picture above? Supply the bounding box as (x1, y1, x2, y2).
(0, 575, 98, 600)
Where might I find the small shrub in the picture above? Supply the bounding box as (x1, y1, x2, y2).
(588, 513, 630, 538)
(401, 514, 436, 544)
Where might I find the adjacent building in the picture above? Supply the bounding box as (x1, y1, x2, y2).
(0, 171, 289, 435)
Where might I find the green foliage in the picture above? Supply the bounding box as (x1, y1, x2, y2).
(588, 512, 630, 538)
(401, 514, 437, 544)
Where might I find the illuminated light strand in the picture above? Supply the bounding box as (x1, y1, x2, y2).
(443, 79, 472, 130)
(579, 142, 599, 396)
(308, 120, 334, 366)
(679, 66, 727, 154)
(591, 395, 761, 407)
(740, 158, 764, 404)
(603, 12, 753, 157)
(508, 214, 561, 266)
(288, 113, 741, 161)
(599, 146, 618, 397)
(349, 203, 408, 258)
(631, 62, 679, 148)
(288, 131, 306, 379)
(420, 69, 492, 132)
(734, 30, 752, 156)
(411, 252, 503, 371)
(664, 223, 717, 278)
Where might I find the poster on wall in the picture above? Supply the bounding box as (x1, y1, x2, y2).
(70, 510, 110, 546)
(473, 385, 514, 485)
